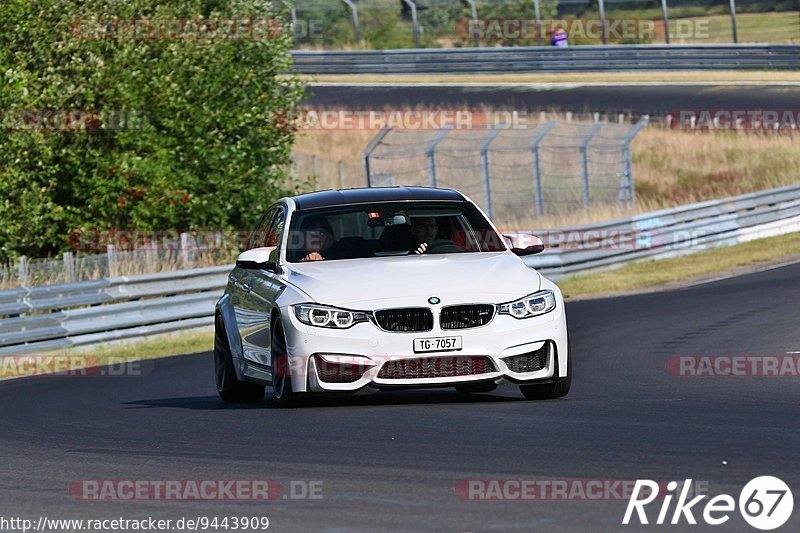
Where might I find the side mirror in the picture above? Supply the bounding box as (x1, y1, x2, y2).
(236, 247, 278, 272)
(504, 234, 545, 256)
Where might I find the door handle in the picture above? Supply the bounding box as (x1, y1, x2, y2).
(242, 283, 252, 293)
(229, 274, 238, 283)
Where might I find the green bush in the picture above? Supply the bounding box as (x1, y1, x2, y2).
(0, 0, 305, 261)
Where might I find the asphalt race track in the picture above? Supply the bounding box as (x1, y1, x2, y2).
(2, 262, 800, 531)
(305, 84, 800, 117)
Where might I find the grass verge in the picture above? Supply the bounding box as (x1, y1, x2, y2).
(559, 231, 800, 299)
(0, 329, 213, 380)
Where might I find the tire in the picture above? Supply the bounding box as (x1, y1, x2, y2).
(270, 317, 299, 408)
(455, 381, 498, 394)
(519, 344, 571, 400)
(214, 315, 265, 403)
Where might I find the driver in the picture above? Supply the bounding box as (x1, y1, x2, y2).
(299, 215, 334, 261)
(410, 216, 438, 255)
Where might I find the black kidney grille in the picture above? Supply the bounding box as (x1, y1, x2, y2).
(440, 304, 495, 330)
(374, 308, 433, 332)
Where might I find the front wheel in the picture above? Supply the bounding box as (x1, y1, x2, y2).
(271, 317, 299, 408)
(214, 316, 265, 403)
(519, 344, 571, 400)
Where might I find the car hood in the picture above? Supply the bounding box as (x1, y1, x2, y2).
(284, 252, 541, 308)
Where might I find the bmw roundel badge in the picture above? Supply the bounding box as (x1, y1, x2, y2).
(428, 297, 441, 305)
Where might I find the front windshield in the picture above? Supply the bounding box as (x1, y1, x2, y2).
(286, 201, 506, 263)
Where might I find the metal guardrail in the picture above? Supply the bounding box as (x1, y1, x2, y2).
(1, 184, 800, 354)
(514, 183, 800, 277)
(291, 45, 800, 74)
(0, 266, 229, 355)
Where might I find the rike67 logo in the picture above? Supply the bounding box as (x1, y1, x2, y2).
(623, 476, 793, 530)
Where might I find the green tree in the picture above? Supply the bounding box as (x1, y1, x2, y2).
(0, 0, 305, 261)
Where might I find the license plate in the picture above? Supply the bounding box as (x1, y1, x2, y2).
(413, 336, 462, 353)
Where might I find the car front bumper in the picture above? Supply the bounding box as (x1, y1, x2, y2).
(279, 302, 568, 393)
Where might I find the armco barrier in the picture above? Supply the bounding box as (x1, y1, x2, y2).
(0, 266, 229, 356)
(514, 183, 800, 276)
(291, 45, 800, 74)
(1, 184, 800, 354)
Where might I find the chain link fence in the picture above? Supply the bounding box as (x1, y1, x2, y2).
(283, 0, 800, 48)
(357, 117, 648, 221)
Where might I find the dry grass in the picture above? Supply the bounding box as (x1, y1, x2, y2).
(559, 230, 800, 298)
(632, 128, 800, 207)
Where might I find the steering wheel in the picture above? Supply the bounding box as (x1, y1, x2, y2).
(425, 239, 464, 254)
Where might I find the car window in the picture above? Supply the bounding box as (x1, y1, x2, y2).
(287, 201, 505, 263)
(265, 207, 286, 262)
(248, 208, 274, 250)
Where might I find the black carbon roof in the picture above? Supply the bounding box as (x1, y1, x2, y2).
(291, 187, 466, 210)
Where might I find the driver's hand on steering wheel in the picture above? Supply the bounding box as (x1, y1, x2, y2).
(414, 243, 428, 255)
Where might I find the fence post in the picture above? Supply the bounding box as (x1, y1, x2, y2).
(180, 232, 194, 269)
(660, 0, 670, 44)
(402, 0, 420, 48)
(530, 121, 557, 216)
(312, 154, 319, 190)
(729, 0, 738, 43)
(426, 128, 450, 187)
(106, 245, 117, 277)
(619, 115, 649, 207)
(465, 0, 479, 47)
(63, 251, 75, 283)
(17, 256, 28, 288)
(533, 0, 543, 46)
(480, 127, 504, 220)
(598, 0, 608, 45)
(362, 126, 392, 187)
(145, 243, 156, 272)
(338, 160, 346, 189)
(342, 0, 361, 45)
(281, 0, 299, 47)
(579, 122, 606, 207)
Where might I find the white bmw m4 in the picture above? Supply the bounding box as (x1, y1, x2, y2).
(214, 187, 570, 407)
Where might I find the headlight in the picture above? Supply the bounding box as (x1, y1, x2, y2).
(498, 290, 556, 319)
(293, 304, 368, 329)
